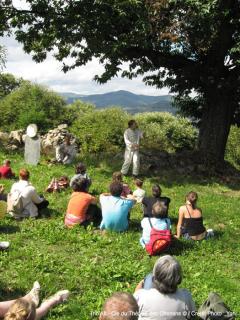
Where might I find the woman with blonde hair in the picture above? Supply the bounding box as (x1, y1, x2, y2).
(1, 281, 69, 320)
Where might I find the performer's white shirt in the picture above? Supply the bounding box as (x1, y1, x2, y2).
(124, 128, 143, 150)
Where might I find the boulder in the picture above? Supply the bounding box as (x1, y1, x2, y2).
(9, 130, 24, 145)
(0, 132, 9, 144)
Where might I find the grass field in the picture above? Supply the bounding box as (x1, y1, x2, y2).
(0, 151, 240, 319)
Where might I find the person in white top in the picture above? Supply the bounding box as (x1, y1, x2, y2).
(10, 169, 48, 218)
(134, 255, 195, 320)
(121, 120, 143, 177)
(133, 179, 146, 203)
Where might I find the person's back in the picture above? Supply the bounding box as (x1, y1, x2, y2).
(142, 185, 170, 217)
(135, 287, 194, 320)
(100, 182, 135, 232)
(176, 191, 206, 240)
(9, 169, 45, 218)
(134, 255, 195, 320)
(65, 177, 96, 228)
(0, 160, 14, 179)
(140, 201, 171, 247)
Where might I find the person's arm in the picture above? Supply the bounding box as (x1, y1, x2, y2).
(175, 207, 184, 239)
(90, 195, 97, 205)
(124, 130, 133, 148)
(134, 280, 144, 292)
(100, 193, 110, 196)
(31, 188, 44, 204)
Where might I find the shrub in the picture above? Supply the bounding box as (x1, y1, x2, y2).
(225, 125, 240, 168)
(71, 107, 197, 154)
(135, 112, 198, 152)
(0, 82, 66, 131)
(71, 107, 129, 153)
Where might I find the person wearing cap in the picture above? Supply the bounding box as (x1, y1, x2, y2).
(121, 120, 143, 178)
(55, 135, 77, 165)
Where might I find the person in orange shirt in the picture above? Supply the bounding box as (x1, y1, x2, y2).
(65, 177, 100, 228)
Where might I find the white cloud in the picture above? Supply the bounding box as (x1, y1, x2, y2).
(1, 36, 170, 96)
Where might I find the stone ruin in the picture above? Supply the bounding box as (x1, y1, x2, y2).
(0, 124, 79, 156)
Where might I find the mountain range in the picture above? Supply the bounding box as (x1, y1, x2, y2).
(59, 90, 176, 114)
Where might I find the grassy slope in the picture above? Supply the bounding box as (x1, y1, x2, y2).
(0, 151, 239, 319)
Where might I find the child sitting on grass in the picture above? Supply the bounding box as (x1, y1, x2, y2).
(70, 163, 91, 189)
(0, 160, 15, 179)
(140, 201, 171, 248)
(112, 171, 132, 198)
(133, 179, 145, 203)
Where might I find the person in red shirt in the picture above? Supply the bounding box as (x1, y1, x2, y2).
(0, 160, 15, 179)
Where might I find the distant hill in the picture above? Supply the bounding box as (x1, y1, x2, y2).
(59, 90, 176, 114)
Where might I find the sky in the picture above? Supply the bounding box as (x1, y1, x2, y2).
(0, 1, 170, 96)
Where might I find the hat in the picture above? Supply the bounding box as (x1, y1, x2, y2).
(26, 124, 38, 138)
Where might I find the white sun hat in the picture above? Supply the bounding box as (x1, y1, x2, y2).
(26, 124, 38, 138)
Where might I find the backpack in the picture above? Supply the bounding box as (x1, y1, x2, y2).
(145, 218, 171, 256)
(198, 292, 235, 320)
(7, 189, 24, 217)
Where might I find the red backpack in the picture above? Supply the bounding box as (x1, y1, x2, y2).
(145, 218, 171, 256)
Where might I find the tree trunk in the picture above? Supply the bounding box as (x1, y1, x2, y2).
(198, 91, 234, 166)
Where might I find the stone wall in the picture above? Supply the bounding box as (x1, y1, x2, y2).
(0, 124, 78, 155)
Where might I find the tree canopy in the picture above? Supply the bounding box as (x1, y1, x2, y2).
(1, 0, 240, 165)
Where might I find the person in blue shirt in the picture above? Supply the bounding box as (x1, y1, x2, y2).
(100, 182, 136, 232)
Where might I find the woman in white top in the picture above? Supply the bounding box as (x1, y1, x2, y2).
(134, 255, 195, 320)
(10, 169, 48, 218)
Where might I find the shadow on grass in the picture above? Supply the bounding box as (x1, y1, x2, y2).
(83, 152, 240, 191)
(0, 282, 26, 301)
(38, 208, 62, 218)
(129, 219, 141, 232)
(168, 238, 195, 256)
(0, 225, 20, 234)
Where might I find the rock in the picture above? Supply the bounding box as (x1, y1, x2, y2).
(41, 126, 77, 156)
(9, 130, 24, 145)
(57, 124, 68, 130)
(0, 132, 9, 144)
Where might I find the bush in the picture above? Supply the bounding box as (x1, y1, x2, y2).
(71, 107, 129, 153)
(135, 112, 198, 152)
(0, 82, 66, 131)
(71, 107, 197, 154)
(225, 125, 240, 168)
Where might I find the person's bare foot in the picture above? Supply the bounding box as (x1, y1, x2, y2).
(25, 281, 41, 307)
(44, 290, 70, 304)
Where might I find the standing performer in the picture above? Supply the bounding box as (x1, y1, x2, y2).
(121, 120, 143, 178)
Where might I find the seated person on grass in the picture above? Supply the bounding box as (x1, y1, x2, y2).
(132, 179, 145, 203)
(0, 160, 15, 179)
(70, 163, 91, 188)
(100, 292, 138, 320)
(112, 172, 132, 198)
(175, 191, 213, 241)
(140, 201, 171, 248)
(134, 255, 195, 320)
(1, 281, 69, 320)
(100, 182, 135, 232)
(142, 185, 171, 218)
(9, 169, 49, 219)
(65, 177, 101, 228)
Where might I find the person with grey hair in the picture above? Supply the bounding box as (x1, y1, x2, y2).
(134, 255, 195, 320)
(100, 292, 139, 320)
